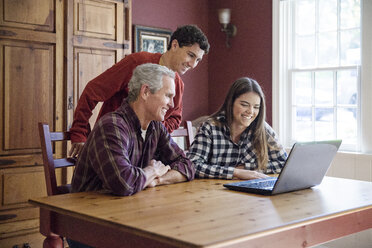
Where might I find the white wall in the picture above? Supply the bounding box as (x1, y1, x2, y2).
(327, 152, 372, 181)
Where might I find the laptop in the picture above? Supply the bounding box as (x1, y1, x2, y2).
(223, 140, 342, 195)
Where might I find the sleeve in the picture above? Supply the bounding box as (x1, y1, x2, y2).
(163, 75, 183, 133)
(156, 124, 195, 180)
(88, 117, 147, 196)
(69, 56, 137, 143)
(187, 123, 235, 179)
(265, 124, 288, 174)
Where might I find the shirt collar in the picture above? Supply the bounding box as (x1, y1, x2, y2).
(117, 100, 156, 135)
(216, 114, 252, 142)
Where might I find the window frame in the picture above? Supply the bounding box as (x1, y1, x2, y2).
(272, 0, 372, 153)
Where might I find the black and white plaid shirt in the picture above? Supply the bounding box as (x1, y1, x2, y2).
(187, 117, 287, 179)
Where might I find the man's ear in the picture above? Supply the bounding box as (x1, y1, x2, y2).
(140, 84, 150, 100)
(170, 39, 179, 50)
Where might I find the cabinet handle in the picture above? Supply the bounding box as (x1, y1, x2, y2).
(68, 96, 74, 110)
(0, 214, 17, 221)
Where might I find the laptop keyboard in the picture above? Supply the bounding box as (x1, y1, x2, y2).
(237, 178, 277, 190)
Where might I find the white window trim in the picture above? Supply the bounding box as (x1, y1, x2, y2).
(360, 0, 372, 153)
(272, 0, 372, 154)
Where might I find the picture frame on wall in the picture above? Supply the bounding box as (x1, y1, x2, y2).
(134, 25, 172, 53)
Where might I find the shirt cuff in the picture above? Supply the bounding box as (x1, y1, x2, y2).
(226, 167, 235, 179)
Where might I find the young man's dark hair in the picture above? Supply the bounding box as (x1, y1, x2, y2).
(167, 25, 210, 54)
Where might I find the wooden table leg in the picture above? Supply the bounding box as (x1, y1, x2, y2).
(39, 208, 63, 248)
(43, 233, 63, 248)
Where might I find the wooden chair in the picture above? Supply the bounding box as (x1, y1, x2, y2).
(38, 122, 75, 196)
(38, 120, 193, 197)
(170, 121, 195, 150)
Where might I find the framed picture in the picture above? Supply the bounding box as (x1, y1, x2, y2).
(134, 25, 172, 53)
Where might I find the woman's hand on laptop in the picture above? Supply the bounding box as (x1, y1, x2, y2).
(233, 165, 269, 180)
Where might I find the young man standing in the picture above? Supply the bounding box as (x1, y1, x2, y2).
(69, 25, 210, 157)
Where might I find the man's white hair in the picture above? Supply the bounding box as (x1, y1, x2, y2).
(127, 63, 175, 102)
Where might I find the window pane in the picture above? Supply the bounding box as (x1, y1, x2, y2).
(315, 108, 334, 139)
(296, 0, 315, 35)
(294, 72, 312, 104)
(319, 0, 337, 32)
(337, 69, 358, 105)
(315, 107, 334, 121)
(296, 107, 312, 121)
(315, 71, 333, 105)
(337, 108, 357, 144)
(340, 0, 360, 29)
(294, 107, 313, 140)
(318, 32, 338, 66)
(296, 36, 315, 67)
(340, 29, 361, 65)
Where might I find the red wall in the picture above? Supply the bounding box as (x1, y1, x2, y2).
(208, 0, 273, 123)
(132, 0, 272, 123)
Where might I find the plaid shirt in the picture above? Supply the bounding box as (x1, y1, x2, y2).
(71, 100, 194, 196)
(187, 117, 287, 179)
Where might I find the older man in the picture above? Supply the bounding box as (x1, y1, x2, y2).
(71, 63, 195, 197)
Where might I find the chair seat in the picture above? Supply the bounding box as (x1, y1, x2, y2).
(57, 184, 72, 194)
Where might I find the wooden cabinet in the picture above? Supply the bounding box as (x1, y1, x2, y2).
(66, 0, 131, 129)
(0, 0, 131, 246)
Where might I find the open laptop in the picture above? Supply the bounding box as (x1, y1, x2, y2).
(223, 140, 342, 195)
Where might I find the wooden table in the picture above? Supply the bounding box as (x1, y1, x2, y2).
(29, 177, 372, 248)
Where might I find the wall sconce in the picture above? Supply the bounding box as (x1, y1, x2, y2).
(218, 8, 237, 48)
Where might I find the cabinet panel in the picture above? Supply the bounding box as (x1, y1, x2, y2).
(0, 207, 41, 243)
(1, 167, 46, 207)
(74, 0, 116, 39)
(1, 0, 54, 31)
(0, 41, 54, 155)
(0, 231, 44, 248)
(74, 48, 116, 128)
(0, 207, 39, 224)
(0, 219, 39, 238)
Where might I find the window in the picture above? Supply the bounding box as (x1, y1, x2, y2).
(273, 0, 372, 152)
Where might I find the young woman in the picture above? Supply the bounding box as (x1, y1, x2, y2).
(187, 77, 287, 179)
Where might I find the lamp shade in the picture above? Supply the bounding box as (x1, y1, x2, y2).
(218, 8, 231, 25)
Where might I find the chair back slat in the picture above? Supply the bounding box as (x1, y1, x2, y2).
(170, 121, 194, 150)
(50, 131, 71, 141)
(54, 158, 76, 168)
(171, 128, 188, 137)
(185, 121, 194, 147)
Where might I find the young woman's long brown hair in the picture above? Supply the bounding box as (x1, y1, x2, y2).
(210, 77, 269, 171)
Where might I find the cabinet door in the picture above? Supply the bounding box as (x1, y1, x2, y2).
(0, 0, 64, 163)
(66, 0, 132, 130)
